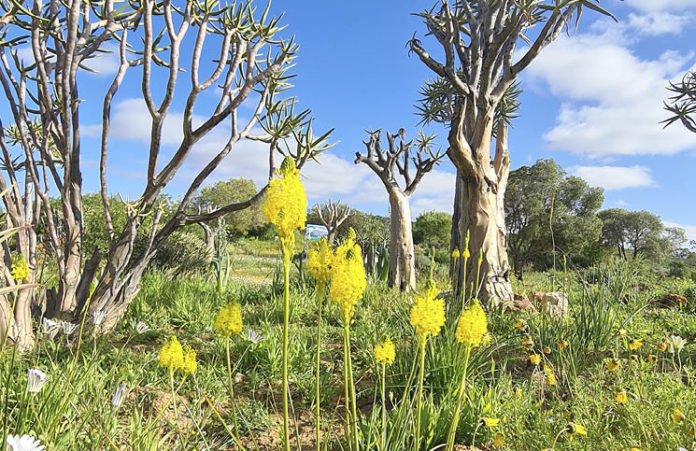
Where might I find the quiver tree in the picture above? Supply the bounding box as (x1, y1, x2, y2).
(0, 0, 332, 347)
(665, 70, 696, 133)
(409, 0, 613, 305)
(314, 200, 352, 244)
(355, 129, 444, 292)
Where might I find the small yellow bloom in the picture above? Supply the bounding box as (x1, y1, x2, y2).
(629, 338, 643, 351)
(482, 332, 493, 345)
(514, 319, 527, 332)
(559, 340, 569, 350)
(543, 365, 556, 386)
(657, 342, 667, 352)
(410, 282, 445, 339)
(522, 336, 534, 350)
(214, 302, 243, 337)
(542, 346, 551, 355)
(512, 387, 523, 399)
(10, 254, 29, 281)
(451, 248, 460, 259)
(493, 433, 504, 447)
(374, 339, 396, 365)
(455, 299, 488, 347)
(606, 360, 621, 371)
(673, 408, 685, 422)
(647, 354, 657, 363)
(529, 354, 541, 365)
(619, 329, 628, 338)
(182, 346, 197, 374)
(159, 336, 184, 370)
(482, 417, 500, 428)
(615, 390, 627, 405)
(568, 422, 587, 437)
(629, 448, 641, 451)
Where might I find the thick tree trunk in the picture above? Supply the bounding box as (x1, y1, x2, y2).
(388, 191, 416, 292)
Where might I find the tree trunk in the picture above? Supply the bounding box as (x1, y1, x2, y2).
(388, 191, 416, 292)
(327, 229, 336, 245)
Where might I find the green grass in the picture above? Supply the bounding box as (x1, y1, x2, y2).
(2, 250, 696, 450)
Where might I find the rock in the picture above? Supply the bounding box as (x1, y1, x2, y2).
(529, 290, 545, 305)
(504, 293, 537, 313)
(539, 292, 569, 318)
(651, 293, 688, 309)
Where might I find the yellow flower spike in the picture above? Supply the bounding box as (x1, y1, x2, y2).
(673, 408, 685, 422)
(543, 365, 556, 386)
(482, 417, 500, 428)
(374, 339, 396, 365)
(214, 302, 243, 337)
(615, 390, 627, 405)
(647, 354, 657, 363)
(329, 236, 367, 323)
(455, 299, 488, 347)
(559, 340, 569, 350)
(307, 238, 334, 292)
(409, 282, 445, 339)
(159, 336, 185, 370)
(451, 248, 460, 260)
(262, 157, 307, 247)
(493, 433, 504, 447)
(182, 346, 197, 375)
(10, 253, 29, 281)
(529, 354, 541, 366)
(629, 338, 643, 351)
(607, 360, 621, 371)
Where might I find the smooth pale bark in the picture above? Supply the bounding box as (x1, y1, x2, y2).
(388, 191, 416, 292)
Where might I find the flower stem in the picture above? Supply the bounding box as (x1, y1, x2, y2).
(346, 324, 359, 451)
(315, 289, 324, 451)
(226, 337, 238, 432)
(415, 337, 427, 450)
(343, 324, 352, 450)
(381, 362, 387, 451)
(282, 242, 291, 451)
(446, 344, 471, 451)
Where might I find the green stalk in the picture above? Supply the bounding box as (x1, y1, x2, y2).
(346, 324, 359, 451)
(281, 241, 291, 451)
(446, 344, 471, 451)
(380, 362, 387, 451)
(414, 337, 427, 450)
(315, 287, 324, 451)
(343, 325, 353, 450)
(226, 336, 238, 431)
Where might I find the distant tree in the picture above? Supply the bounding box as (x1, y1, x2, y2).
(413, 211, 452, 250)
(505, 159, 604, 278)
(665, 70, 696, 133)
(191, 179, 265, 238)
(355, 129, 444, 292)
(313, 200, 352, 244)
(339, 210, 390, 244)
(598, 209, 664, 260)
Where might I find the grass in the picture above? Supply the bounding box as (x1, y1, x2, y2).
(2, 239, 696, 450)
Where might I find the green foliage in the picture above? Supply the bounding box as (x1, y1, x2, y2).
(598, 208, 669, 261)
(413, 211, 452, 250)
(191, 178, 265, 238)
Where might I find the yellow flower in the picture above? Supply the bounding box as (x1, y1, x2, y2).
(619, 329, 628, 338)
(307, 238, 334, 292)
(455, 299, 488, 347)
(462, 249, 470, 259)
(482, 417, 500, 428)
(522, 336, 534, 350)
(657, 342, 667, 352)
(214, 302, 243, 337)
(263, 157, 307, 246)
(559, 340, 569, 350)
(493, 433, 504, 447)
(629, 448, 641, 451)
(375, 339, 396, 365)
(514, 319, 527, 332)
(159, 336, 184, 370)
(512, 387, 523, 399)
(615, 390, 627, 405)
(529, 354, 541, 365)
(543, 365, 556, 386)
(647, 354, 657, 363)
(673, 408, 685, 422)
(542, 346, 551, 355)
(629, 338, 643, 351)
(409, 282, 445, 339)
(329, 233, 366, 323)
(482, 332, 492, 345)
(567, 422, 587, 437)
(182, 346, 197, 374)
(451, 248, 460, 259)
(606, 360, 621, 371)
(10, 253, 29, 281)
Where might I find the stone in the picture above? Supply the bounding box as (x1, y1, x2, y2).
(504, 293, 537, 313)
(539, 292, 569, 318)
(651, 293, 688, 309)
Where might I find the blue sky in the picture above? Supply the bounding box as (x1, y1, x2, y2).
(10, 1, 696, 239)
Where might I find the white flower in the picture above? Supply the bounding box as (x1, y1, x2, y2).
(40, 318, 59, 340)
(92, 310, 106, 327)
(135, 321, 149, 333)
(26, 369, 47, 394)
(246, 328, 265, 345)
(59, 321, 77, 335)
(670, 335, 687, 354)
(5, 434, 45, 451)
(111, 382, 127, 408)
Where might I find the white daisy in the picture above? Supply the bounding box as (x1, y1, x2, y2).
(26, 369, 47, 394)
(5, 434, 45, 451)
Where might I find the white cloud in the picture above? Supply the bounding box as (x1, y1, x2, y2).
(627, 12, 691, 35)
(526, 29, 696, 157)
(15, 44, 119, 76)
(624, 0, 696, 12)
(570, 165, 656, 190)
